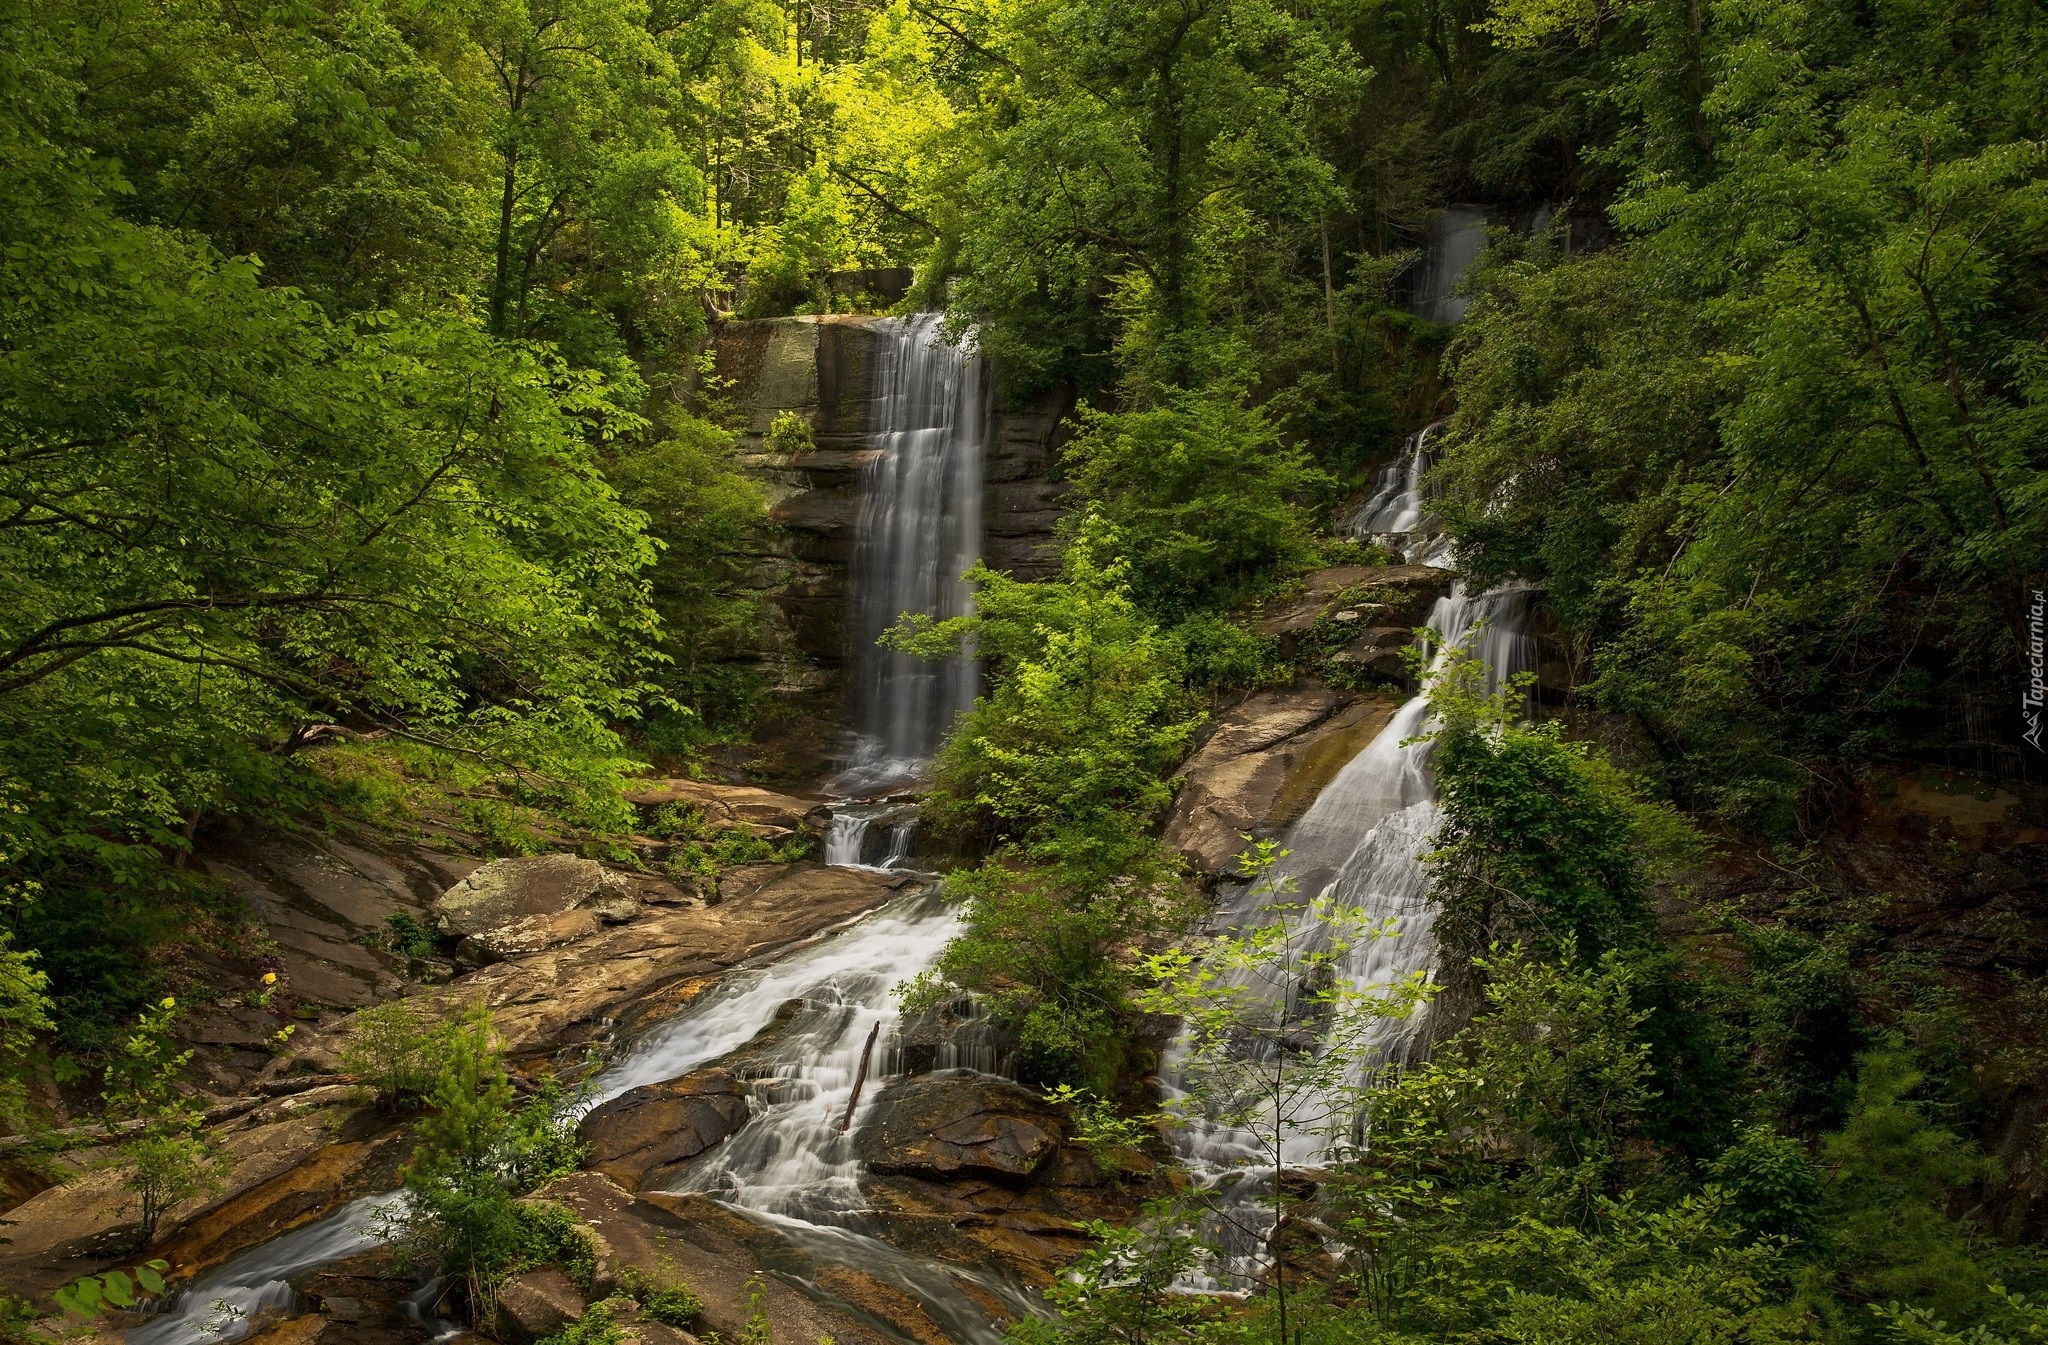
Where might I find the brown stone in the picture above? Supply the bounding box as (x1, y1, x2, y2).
(266, 863, 918, 1074)
(620, 779, 818, 835)
(495, 1267, 585, 1343)
(433, 854, 621, 938)
(854, 1071, 1064, 1182)
(459, 909, 603, 964)
(577, 1070, 750, 1191)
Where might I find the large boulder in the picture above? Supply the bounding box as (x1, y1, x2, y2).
(855, 1070, 1063, 1182)
(460, 909, 603, 964)
(1162, 686, 1402, 875)
(577, 1070, 751, 1191)
(432, 854, 628, 938)
(495, 1267, 586, 1343)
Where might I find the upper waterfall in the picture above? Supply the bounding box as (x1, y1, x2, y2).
(834, 313, 988, 797)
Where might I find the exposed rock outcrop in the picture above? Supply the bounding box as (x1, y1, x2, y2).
(273, 862, 923, 1073)
(1163, 685, 1404, 876)
(855, 1069, 1065, 1182)
(577, 1069, 751, 1192)
(534, 1173, 918, 1345)
(433, 854, 629, 939)
(496, 1267, 587, 1343)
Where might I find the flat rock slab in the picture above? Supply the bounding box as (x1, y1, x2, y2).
(578, 1069, 750, 1191)
(272, 863, 920, 1073)
(496, 1266, 586, 1343)
(433, 854, 621, 938)
(855, 1070, 1064, 1182)
(0, 1102, 396, 1301)
(620, 779, 822, 837)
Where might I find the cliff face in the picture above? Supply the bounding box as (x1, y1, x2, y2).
(708, 315, 1070, 782)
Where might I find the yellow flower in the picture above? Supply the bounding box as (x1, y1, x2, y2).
(262, 972, 278, 985)
(160, 996, 176, 1010)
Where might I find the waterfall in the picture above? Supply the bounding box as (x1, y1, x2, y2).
(126, 319, 1010, 1344)
(1341, 423, 1456, 567)
(1162, 421, 1535, 1287)
(1405, 206, 1489, 325)
(833, 314, 987, 799)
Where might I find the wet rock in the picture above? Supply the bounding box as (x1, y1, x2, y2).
(0, 1108, 400, 1299)
(531, 1174, 899, 1345)
(577, 1070, 750, 1191)
(267, 864, 917, 1084)
(855, 1070, 1064, 1182)
(433, 854, 630, 938)
(496, 1267, 585, 1343)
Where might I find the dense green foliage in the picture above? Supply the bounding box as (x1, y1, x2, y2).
(0, 0, 778, 1054)
(2, 0, 2041, 1331)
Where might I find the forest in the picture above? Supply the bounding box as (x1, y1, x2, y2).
(1, 0, 2044, 1338)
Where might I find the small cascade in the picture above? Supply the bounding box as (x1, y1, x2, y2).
(127, 1194, 405, 1345)
(834, 314, 987, 798)
(823, 801, 920, 870)
(1341, 423, 1456, 567)
(1162, 579, 1536, 1291)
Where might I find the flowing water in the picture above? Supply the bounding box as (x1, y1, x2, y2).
(1161, 422, 1534, 1290)
(127, 1195, 406, 1345)
(833, 314, 987, 798)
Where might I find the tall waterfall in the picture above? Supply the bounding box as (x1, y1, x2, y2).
(1163, 422, 1535, 1290)
(833, 313, 987, 799)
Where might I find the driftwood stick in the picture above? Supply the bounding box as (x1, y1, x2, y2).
(839, 1022, 882, 1132)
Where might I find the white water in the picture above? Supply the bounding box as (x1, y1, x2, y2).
(126, 1195, 405, 1345)
(1341, 424, 1456, 567)
(833, 314, 987, 798)
(129, 317, 1007, 1345)
(1163, 421, 1534, 1290)
(823, 801, 919, 870)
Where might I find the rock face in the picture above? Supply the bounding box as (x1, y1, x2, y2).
(1254, 564, 1452, 657)
(533, 1173, 910, 1345)
(1163, 684, 1404, 876)
(433, 853, 626, 938)
(495, 1266, 586, 1343)
(577, 1069, 751, 1191)
(855, 1070, 1065, 1182)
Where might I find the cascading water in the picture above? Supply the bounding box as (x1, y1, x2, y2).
(832, 314, 987, 800)
(1161, 422, 1535, 1291)
(126, 1195, 406, 1345)
(1341, 424, 1456, 567)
